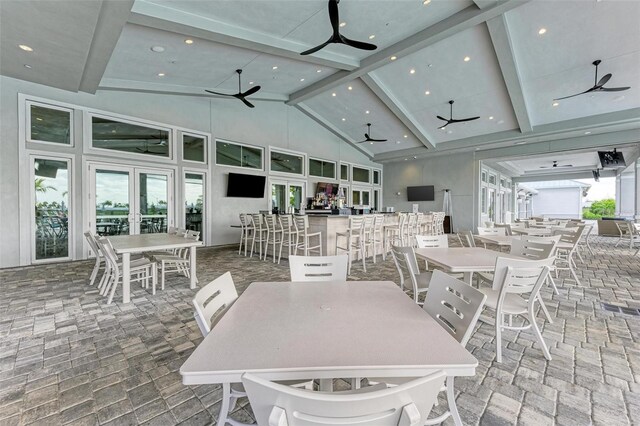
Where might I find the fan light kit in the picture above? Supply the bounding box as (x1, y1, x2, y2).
(436, 100, 480, 129)
(204, 69, 261, 108)
(554, 59, 630, 100)
(539, 160, 573, 169)
(19, 44, 33, 52)
(356, 123, 387, 144)
(150, 46, 165, 53)
(300, 0, 377, 55)
(184, 39, 194, 44)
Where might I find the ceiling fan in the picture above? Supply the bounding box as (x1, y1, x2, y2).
(554, 59, 631, 101)
(136, 140, 166, 154)
(205, 69, 261, 108)
(436, 100, 480, 129)
(356, 123, 387, 143)
(300, 0, 377, 56)
(539, 161, 573, 169)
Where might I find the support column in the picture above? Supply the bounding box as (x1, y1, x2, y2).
(635, 159, 640, 221)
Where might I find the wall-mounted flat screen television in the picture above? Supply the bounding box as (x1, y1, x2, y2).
(407, 185, 435, 202)
(227, 173, 266, 198)
(316, 182, 339, 196)
(598, 150, 626, 169)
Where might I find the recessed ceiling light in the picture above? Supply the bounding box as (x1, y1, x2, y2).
(404, 158, 408, 161)
(365, 110, 370, 114)
(396, 141, 401, 144)
(157, 72, 165, 77)
(538, 28, 547, 35)
(489, 116, 494, 120)
(18, 44, 33, 52)
(369, 35, 375, 40)
(585, 131, 592, 134)
(184, 39, 194, 44)
(423, 0, 431, 4)
(404, 135, 408, 138)
(447, 130, 453, 134)
(317, 69, 322, 73)
(36, 117, 43, 121)
(424, 90, 430, 95)
(413, 156, 417, 159)
(340, 22, 346, 27)
(497, 120, 504, 124)
(249, 81, 254, 85)
(410, 69, 416, 75)
(348, 86, 353, 91)
(390, 56, 397, 61)
(464, 56, 471, 62)
(370, 142, 374, 145)
(24, 64, 32, 69)
(150, 46, 165, 53)
(272, 66, 278, 70)
(332, 93, 337, 97)
(342, 118, 346, 121)
(514, 141, 527, 145)
(300, 78, 305, 82)
(428, 64, 433, 68)
(552, 101, 559, 107)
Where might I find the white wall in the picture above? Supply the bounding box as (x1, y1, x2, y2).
(0, 76, 380, 268)
(530, 187, 582, 219)
(616, 163, 636, 219)
(382, 152, 476, 232)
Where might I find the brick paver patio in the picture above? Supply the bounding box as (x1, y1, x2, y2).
(0, 236, 639, 425)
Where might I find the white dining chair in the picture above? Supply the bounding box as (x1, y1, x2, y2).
(456, 230, 476, 248)
(294, 216, 323, 256)
(155, 230, 200, 290)
(242, 370, 446, 426)
(264, 214, 284, 264)
(479, 257, 555, 363)
(279, 215, 299, 259)
(84, 231, 104, 286)
(238, 213, 254, 256)
(289, 255, 348, 282)
(553, 225, 585, 285)
(250, 213, 268, 260)
(477, 227, 506, 236)
(614, 221, 640, 250)
(336, 216, 366, 274)
(390, 245, 431, 305)
(415, 234, 448, 248)
(368, 270, 486, 426)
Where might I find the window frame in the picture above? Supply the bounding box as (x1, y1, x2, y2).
(372, 168, 382, 186)
(26, 100, 75, 147)
(84, 111, 176, 163)
(269, 147, 307, 178)
(352, 165, 371, 184)
(215, 139, 265, 171)
(340, 162, 351, 182)
(183, 169, 207, 244)
(181, 131, 208, 165)
(308, 157, 337, 180)
(352, 186, 372, 207)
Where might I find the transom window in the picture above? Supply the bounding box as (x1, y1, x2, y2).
(352, 166, 370, 184)
(309, 158, 336, 179)
(182, 133, 207, 163)
(373, 169, 381, 185)
(270, 149, 305, 176)
(340, 163, 350, 181)
(91, 115, 171, 158)
(28, 101, 73, 146)
(216, 140, 263, 170)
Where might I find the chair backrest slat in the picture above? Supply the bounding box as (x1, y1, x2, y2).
(415, 235, 448, 248)
(242, 371, 446, 426)
(289, 255, 348, 282)
(477, 227, 506, 236)
(192, 272, 238, 336)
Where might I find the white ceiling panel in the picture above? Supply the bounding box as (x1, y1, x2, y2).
(371, 24, 519, 144)
(507, 0, 640, 126)
(303, 78, 424, 155)
(104, 24, 337, 94)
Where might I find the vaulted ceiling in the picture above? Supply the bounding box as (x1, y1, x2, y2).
(2, 0, 639, 163)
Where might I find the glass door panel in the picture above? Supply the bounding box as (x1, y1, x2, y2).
(289, 184, 303, 212)
(137, 171, 169, 234)
(185, 173, 204, 240)
(94, 168, 131, 236)
(271, 182, 287, 214)
(33, 157, 70, 260)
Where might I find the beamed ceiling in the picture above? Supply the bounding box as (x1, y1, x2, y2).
(1, 0, 639, 163)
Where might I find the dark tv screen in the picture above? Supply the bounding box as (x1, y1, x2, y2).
(227, 173, 266, 198)
(598, 150, 626, 169)
(407, 185, 435, 202)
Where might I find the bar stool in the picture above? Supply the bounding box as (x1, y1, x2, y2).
(294, 216, 322, 256)
(250, 214, 268, 260)
(384, 213, 406, 254)
(279, 215, 298, 259)
(238, 213, 254, 256)
(264, 214, 283, 264)
(336, 216, 366, 275)
(364, 214, 385, 262)
(405, 213, 418, 246)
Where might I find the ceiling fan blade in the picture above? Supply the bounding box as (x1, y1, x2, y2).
(368, 138, 387, 142)
(438, 122, 450, 130)
(355, 140, 369, 144)
(553, 87, 594, 100)
(300, 38, 333, 55)
(600, 86, 630, 92)
(205, 89, 234, 97)
(558, 165, 573, 167)
(436, 115, 448, 122)
(451, 116, 480, 123)
(340, 35, 377, 51)
(364, 133, 370, 139)
(596, 73, 612, 88)
(241, 85, 261, 97)
(328, 0, 340, 34)
(238, 97, 255, 108)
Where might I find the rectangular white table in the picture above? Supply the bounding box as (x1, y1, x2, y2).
(476, 235, 520, 247)
(415, 247, 523, 284)
(107, 233, 203, 303)
(512, 228, 553, 236)
(180, 281, 478, 426)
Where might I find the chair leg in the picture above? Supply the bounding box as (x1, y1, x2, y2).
(548, 275, 559, 295)
(537, 296, 553, 324)
(107, 272, 120, 305)
(238, 229, 244, 255)
(89, 257, 100, 286)
(528, 309, 552, 361)
(161, 263, 165, 290)
(495, 314, 503, 363)
(447, 377, 462, 426)
(217, 383, 232, 426)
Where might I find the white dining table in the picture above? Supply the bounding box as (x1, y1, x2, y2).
(512, 227, 553, 236)
(107, 233, 203, 303)
(475, 234, 520, 247)
(415, 247, 523, 284)
(180, 281, 478, 426)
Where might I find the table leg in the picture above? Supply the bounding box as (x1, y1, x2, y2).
(189, 246, 197, 289)
(319, 379, 333, 392)
(217, 383, 231, 426)
(122, 253, 131, 304)
(463, 272, 473, 285)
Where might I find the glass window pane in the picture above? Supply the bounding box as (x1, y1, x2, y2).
(272, 183, 286, 213)
(92, 116, 170, 157)
(290, 185, 303, 211)
(30, 105, 71, 145)
(241, 146, 262, 169)
(185, 173, 204, 240)
(95, 169, 130, 236)
(271, 151, 303, 175)
(216, 141, 242, 167)
(341, 164, 349, 180)
(352, 190, 360, 205)
(139, 173, 168, 234)
(183, 134, 205, 162)
(373, 170, 380, 185)
(309, 159, 323, 177)
(352, 167, 370, 183)
(363, 191, 370, 206)
(323, 161, 335, 179)
(34, 159, 69, 259)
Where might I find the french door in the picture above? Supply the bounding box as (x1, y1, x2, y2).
(270, 179, 305, 213)
(88, 163, 174, 237)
